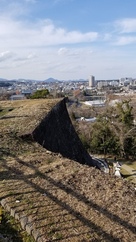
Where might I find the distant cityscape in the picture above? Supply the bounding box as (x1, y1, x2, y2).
(0, 75, 136, 101)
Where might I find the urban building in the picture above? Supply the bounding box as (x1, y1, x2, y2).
(89, 75, 95, 88)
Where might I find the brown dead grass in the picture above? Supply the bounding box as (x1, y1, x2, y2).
(0, 99, 136, 242)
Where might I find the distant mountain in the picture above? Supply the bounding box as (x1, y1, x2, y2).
(0, 79, 13, 87)
(43, 78, 88, 83)
(43, 77, 60, 83)
(0, 77, 88, 83)
(0, 78, 9, 81)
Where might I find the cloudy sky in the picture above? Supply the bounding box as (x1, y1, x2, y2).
(0, 0, 136, 80)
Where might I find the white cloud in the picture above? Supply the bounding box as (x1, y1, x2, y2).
(0, 17, 98, 49)
(0, 4, 136, 80)
(0, 1, 30, 18)
(104, 18, 136, 46)
(27, 53, 37, 59)
(14, 53, 37, 62)
(115, 18, 136, 33)
(114, 36, 136, 45)
(57, 47, 84, 57)
(0, 51, 14, 62)
(58, 48, 69, 56)
(103, 33, 112, 41)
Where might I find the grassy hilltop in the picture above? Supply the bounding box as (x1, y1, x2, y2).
(0, 99, 135, 242)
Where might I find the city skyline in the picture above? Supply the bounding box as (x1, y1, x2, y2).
(0, 0, 136, 80)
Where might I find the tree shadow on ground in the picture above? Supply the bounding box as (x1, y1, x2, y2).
(0, 115, 29, 120)
(0, 154, 135, 241)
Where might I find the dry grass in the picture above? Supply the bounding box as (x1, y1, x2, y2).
(0, 99, 136, 242)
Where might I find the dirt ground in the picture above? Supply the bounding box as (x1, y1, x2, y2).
(0, 99, 136, 242)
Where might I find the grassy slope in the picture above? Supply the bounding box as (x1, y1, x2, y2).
(0, 99, 135, 242)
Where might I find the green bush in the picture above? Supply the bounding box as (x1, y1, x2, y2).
(30, 89, 49, 99)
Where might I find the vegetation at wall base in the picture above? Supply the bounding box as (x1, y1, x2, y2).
(74, 99, 136, 159)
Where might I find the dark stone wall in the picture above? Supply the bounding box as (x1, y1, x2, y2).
(32, 98, 96, 167)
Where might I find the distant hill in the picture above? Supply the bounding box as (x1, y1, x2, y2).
(0, 78, 8, 81)
(43, 78, 88, 83)
(0, 80, 12, 87)
(43, 77, 60, 83)
(0, 77, 87, 83)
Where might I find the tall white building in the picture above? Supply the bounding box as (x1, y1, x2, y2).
(89, 75, 95, 87)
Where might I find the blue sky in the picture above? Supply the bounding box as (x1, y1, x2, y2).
(0, 0, 136, 80)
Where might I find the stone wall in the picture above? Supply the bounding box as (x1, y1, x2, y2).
(32, 98, 96, 167)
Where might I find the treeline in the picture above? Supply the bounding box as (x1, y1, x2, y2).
(72, 100, 136, 159)
(30, 89, 49, 99)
